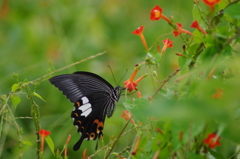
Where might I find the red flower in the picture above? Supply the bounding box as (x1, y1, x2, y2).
(150, 5, 171, 23)
(131, 136, 140, 155)
(39, 129, 51, 153)
(132, 26, 149, 51)
(132, 26, 144, 35)
(39, 129, 51, 137)
(211, 88, 223, 99)
(121, 110, 135, 124)
(203, 133, 221, 149)
(190, 21, 207, 35)
(161, 38, 173, 54)
(124, 65, 147, 92)
(202, 0, 221, 11)
(173, 23, 193, 37)
(137, 91, 142, 98)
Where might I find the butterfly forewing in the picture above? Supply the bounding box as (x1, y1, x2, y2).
(49, 72, 114, 103)
(49, 71, 123, 151)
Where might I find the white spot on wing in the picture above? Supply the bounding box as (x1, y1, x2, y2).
(78, 103, 91, 111)
(81, 96, 89, 104)
(81, 108, 92, 117)
(78, 102, 92, 117)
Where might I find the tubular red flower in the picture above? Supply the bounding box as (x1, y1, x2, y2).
(64, 135, 71, 157)
(150, 5, 162, 20)
(124, 66, 147, 92)
(173, 23, 193, 37)
(190, 21, 207, 35)
(131, 136, 140, 155)
(137, 91, 142, 98)
(39, 129, 51, 137)
(203, 133, 221, 149)
(39, 129, 51, 153)
(82, 149, 87, 159)
(202, 0, 221, 11)
(150, 5, 171, 23)
(124, 80, 138, 92)
(132, 26, 149, 51)
(202, 0, 220, 6)
(161, 38, 173, 53)
(132, 26, 144, 35)
(120, 110, 135, 124)
(212, 88, 223, 99)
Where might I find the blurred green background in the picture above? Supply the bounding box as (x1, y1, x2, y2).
(0, 0, 195, 158)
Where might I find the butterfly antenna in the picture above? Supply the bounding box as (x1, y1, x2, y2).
(107, 65, 118, 85)
(118, 69, 128, 86)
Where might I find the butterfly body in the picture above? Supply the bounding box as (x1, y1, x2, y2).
(49, 71, 124, 151)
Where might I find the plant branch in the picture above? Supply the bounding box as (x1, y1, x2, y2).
(104, 117, 132, 159)
(150, 69, 180, 99)
(89, 124, 139, 158)
(0, 51, 107, 100)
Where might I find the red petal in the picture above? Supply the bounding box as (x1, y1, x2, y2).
(39, 129, 51, 137)
(124, 80, 138, 92)
(176, 23, 183, 28)
(173, 31, 180, 37)
(202, 0, 220, 6)
(190, 20, 199, 28)
(162, 38, 173, 48)
(150, 5, 162, 20)
(132, 26, 144, 35)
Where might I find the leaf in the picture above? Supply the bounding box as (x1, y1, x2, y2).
(209, 149, 225, 159)
(11, 83, 19, 93)
(123, 98, 149, 124)
(225, 4, 240, 20)
(11, 95, 21, 109)
(192, 4, 200, 22)
(23, 140, 32, 146)
(187, 152, 204, 159)
(33, 92, 46, 102)
(178, 56, 191, 74)
(45, 136, 55, 156)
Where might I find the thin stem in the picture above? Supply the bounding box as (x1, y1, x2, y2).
(105, 117, 132, 159)
(150, 69, 180, 99)
(89, 125, 139, 158)
(7, 105, 23, 159)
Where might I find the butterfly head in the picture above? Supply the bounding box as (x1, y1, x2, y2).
(113, 86, 126, 101)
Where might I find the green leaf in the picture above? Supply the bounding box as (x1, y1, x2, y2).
(11, 95, 21, 109)
(225, 4, 240, 20)
(11, 83, 19, 93)
(45, 136, 55, 156)
(187, 152, 204, 159)
(23, 140, 32, 146)
(178, 56, 191, 74)
(209, 149, 225, 159)
(192, 4, 201, 22)
(123, 98, 149, 124)
(33, 92, 46, 102)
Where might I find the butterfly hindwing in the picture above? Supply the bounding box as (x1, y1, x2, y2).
(72, 94, 108, 151)
(49, 71, 124, 151)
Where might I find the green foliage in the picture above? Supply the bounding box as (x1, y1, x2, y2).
(45, 136, 55, 156)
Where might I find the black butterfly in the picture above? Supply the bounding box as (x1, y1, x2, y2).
(49, 71, 125, 151)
